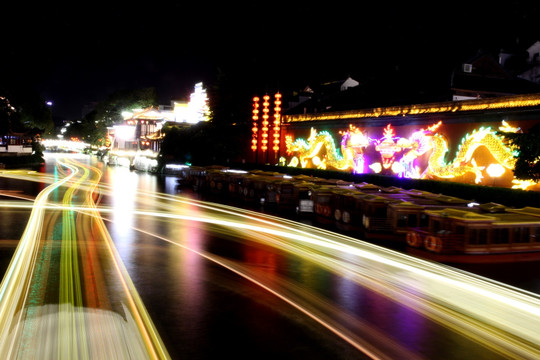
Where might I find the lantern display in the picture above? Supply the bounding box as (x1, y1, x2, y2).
(261, 95, 270, 151)
(251, 97, 259, 151)
(273, 93, 281, 152)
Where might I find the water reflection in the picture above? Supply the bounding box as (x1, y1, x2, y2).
(0, 156, 169, 359)
(2, 155, 540, 359)
(109, 166, 138, 259)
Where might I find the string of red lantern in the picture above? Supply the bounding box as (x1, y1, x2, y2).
(273, 93, 281, 152)
(261, 95, 270, 151)
(251, 97, 259, 151)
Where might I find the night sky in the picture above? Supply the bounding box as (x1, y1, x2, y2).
(2, 1, 539, 120)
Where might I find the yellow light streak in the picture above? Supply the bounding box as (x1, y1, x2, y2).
(2, 158, 540, 358)
(0, 157, 170, 359)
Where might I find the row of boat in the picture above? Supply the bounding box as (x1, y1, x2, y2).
(174, 165, 540, 263)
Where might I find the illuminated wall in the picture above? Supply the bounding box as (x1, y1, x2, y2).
(276, 94, 540, 190)
(281, 119, 540, 191)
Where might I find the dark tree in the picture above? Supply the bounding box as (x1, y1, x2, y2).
(0, 84, 53, 135)
(65, 87, 158, 147)
(500, 123, 540, 182)
(94, 87, 158, 126)
(159, 125, 194, 165)
(206, 68, 251, 127)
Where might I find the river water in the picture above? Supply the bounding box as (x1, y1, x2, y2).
(0, 153, 539, 359)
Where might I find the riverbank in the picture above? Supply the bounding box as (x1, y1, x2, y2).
(0, 154, 44, 170)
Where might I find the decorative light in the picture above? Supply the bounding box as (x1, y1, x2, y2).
(285, 135, 294, 155)
(499, 120, 521, 133)
(369, 163, 382, 173)
(251, 97, 259, 151)
(284, 120, 528, 188)
(486, 163, 505, 178)
(187, 82, 210, 123)
(283, 93, 540, 123)
(375, 124, 403, 169)
(261, 95, 270, 151)
(273, 93, 282, 152)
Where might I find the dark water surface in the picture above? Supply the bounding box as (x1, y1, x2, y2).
(0, 154, 537, 359)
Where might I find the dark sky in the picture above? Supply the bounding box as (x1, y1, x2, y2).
(2, 1, 539, 120)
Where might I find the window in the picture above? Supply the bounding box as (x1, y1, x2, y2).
(397, 214, 407, 228)
(420, 214, 429, 227)
(432, 219, 441, 233)
(532, 227, 540, 242)
(469, 228, 488, 245)
(493, 228, 509, 244)
(408, 214, 418, 227)
(375, 206, 387, 218)
(513, 227, 530, 243)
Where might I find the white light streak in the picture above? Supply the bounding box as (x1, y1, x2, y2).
(1, 159, 540, 358)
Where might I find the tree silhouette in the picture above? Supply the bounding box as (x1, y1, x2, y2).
(501, 123, 540, 182)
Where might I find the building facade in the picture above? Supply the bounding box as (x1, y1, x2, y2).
(278, 93, 540, 191)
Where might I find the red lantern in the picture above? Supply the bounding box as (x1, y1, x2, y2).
(261, 95, 270, 151)
(251, 97, 260, 151)
(272, 92, 282, 152)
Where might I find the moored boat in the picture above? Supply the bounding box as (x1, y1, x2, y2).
(405, 206, 540, 263)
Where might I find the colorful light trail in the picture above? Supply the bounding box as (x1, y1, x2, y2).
(0, 158, 169, 359)
(0, 156, 540, 358)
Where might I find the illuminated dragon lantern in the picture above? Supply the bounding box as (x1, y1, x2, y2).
(427, 126, 517, 184)
(285, 120, 528, 188)
(286, 127, 369, 171)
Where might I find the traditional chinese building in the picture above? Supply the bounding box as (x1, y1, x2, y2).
(108, 107, 170, 154)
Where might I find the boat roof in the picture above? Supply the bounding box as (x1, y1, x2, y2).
(426, 208, 497, 222)
(506, 207, 540, 218)
(426, 207, 540, 225)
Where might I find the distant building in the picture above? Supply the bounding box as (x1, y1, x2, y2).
(451, 49, 540, 100)
(284, 42, 540, 115)
(106, 82, 210, 169)
(285, 77, 360, 114)
(518, 40, 540, 85)
(270, 42, 540, 190)
(156, 83, 210, 124)
(109, 107, 168, 156)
